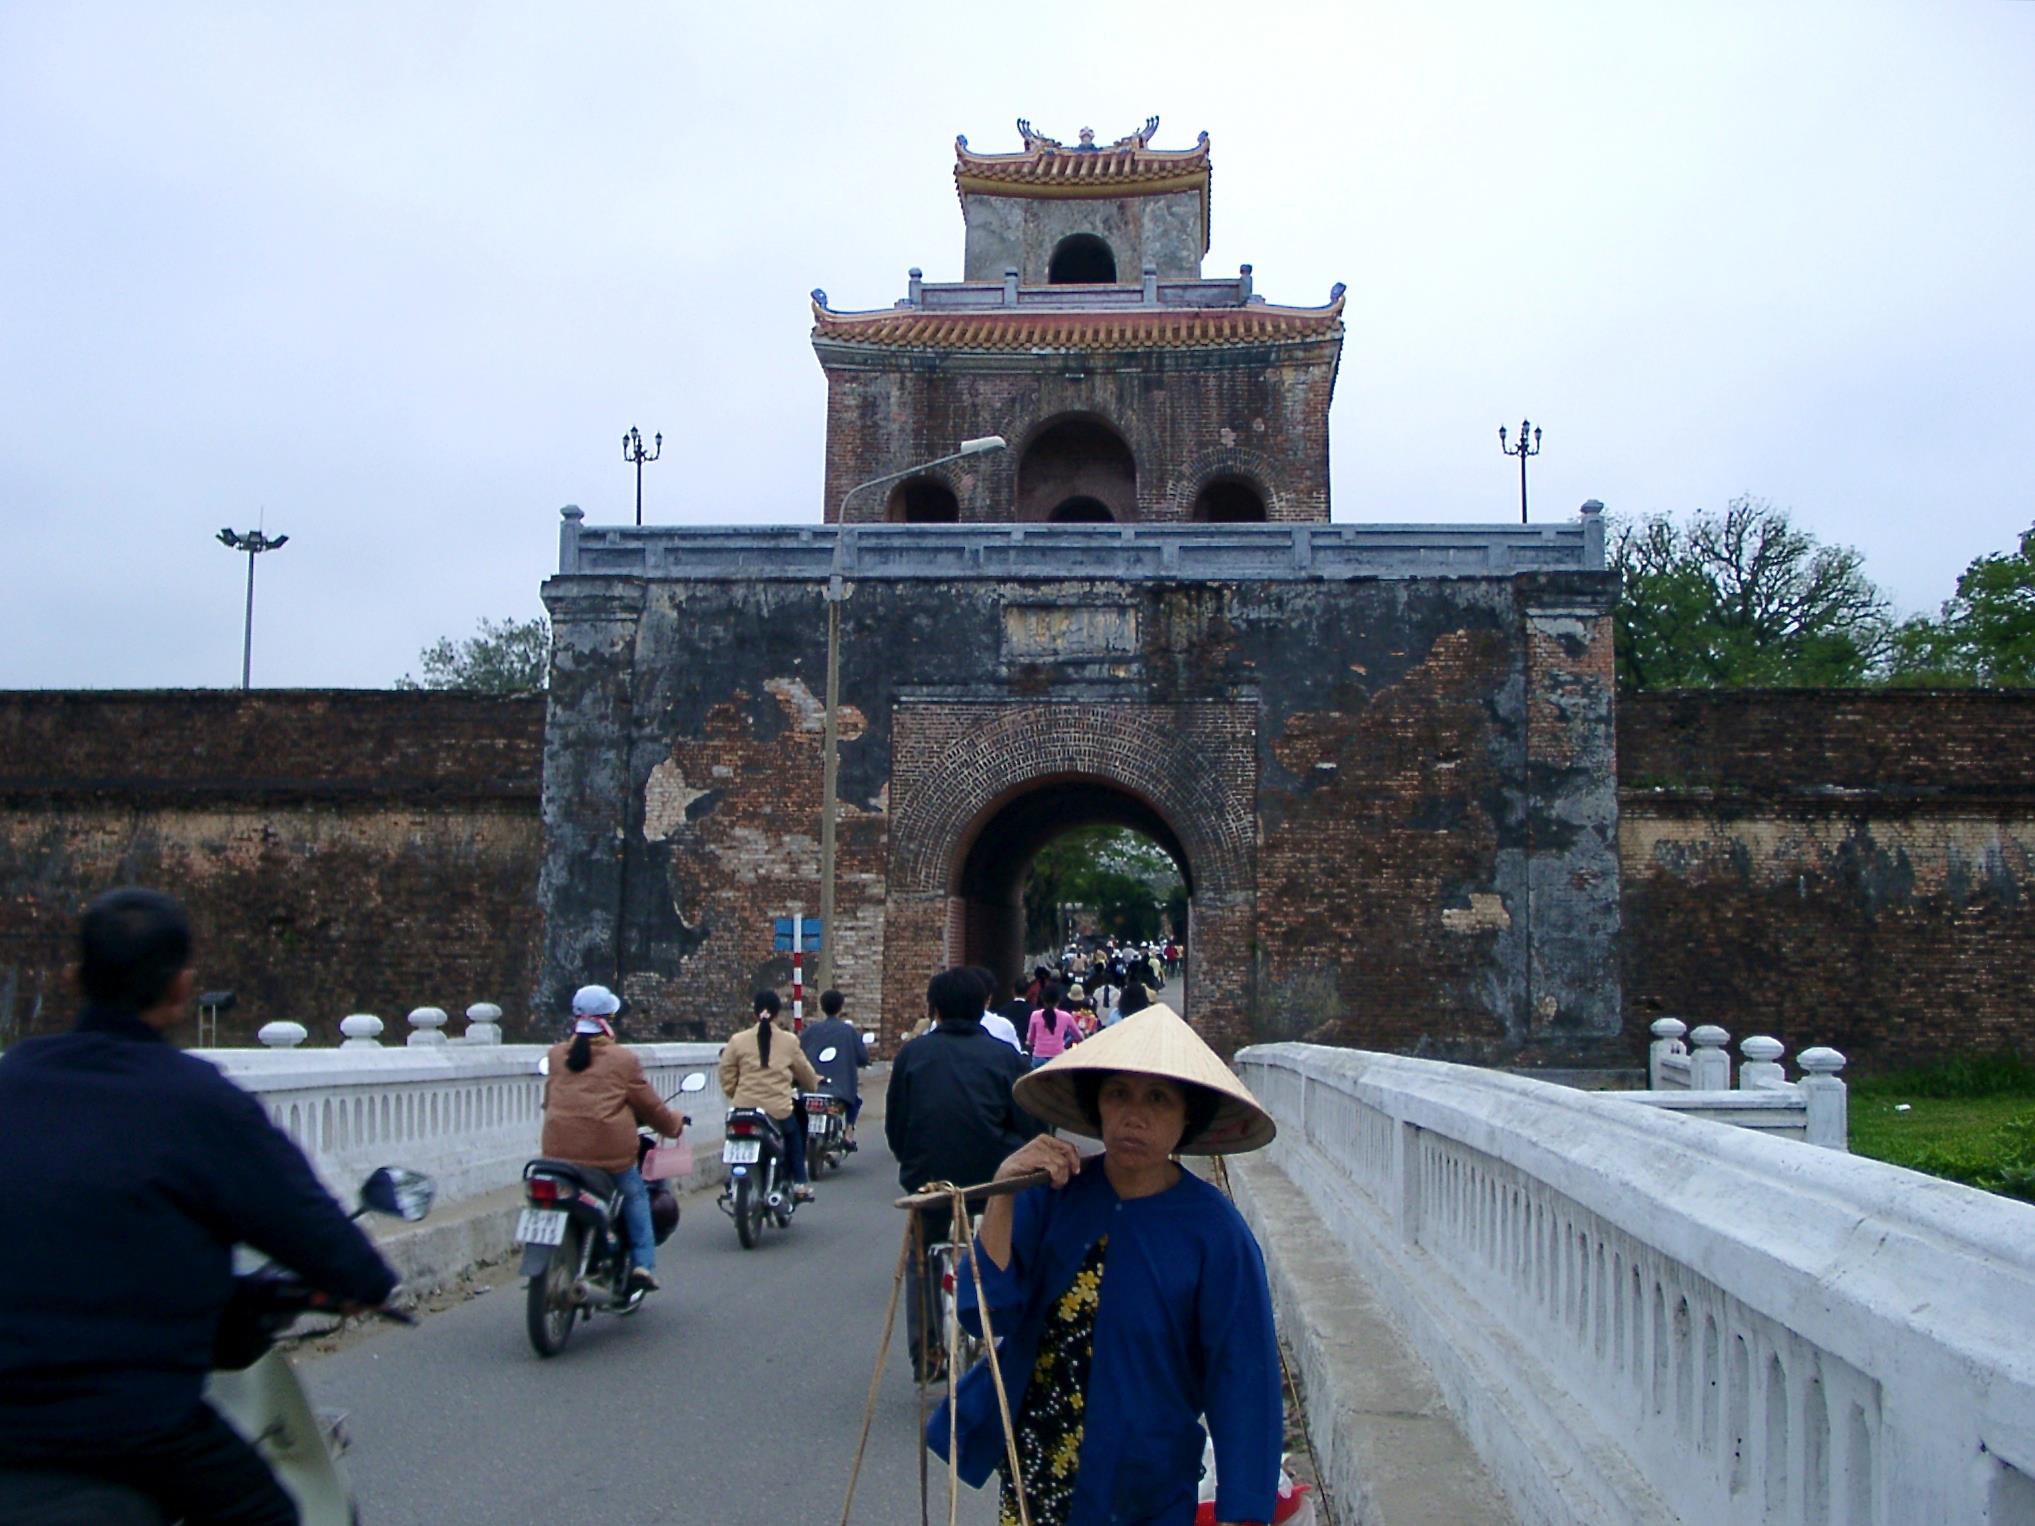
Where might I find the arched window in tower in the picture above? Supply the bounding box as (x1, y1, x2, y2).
(1190, 475, 1269, 522)
(1017, 416, 1137, 522)
(1050, 496, 1114, 523)
(1048, 234, 1118, 285)
(886, 476, 960, 523)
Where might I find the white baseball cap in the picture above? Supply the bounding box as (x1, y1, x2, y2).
(571, 984, 621, 1018)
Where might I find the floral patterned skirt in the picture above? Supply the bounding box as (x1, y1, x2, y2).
(998, 1236, 1107, 1526)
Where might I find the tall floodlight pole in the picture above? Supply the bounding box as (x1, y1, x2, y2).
(1498, 419, 1542, 524)
(815, 434, 1008, 991)
(623, 426, 662, 527)
(215, 528, 289, 689)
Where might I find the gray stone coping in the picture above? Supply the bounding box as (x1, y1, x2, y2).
(553, 513, 1608, 582)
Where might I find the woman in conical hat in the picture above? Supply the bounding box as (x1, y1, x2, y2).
(928, 1003, 1283, 1526)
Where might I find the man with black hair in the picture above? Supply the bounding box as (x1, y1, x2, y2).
(0, 888, 398, 1525)
(885, 965, 1037, 1379)
(799, 987, 869, 1148)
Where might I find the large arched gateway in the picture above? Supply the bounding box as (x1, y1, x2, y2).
(884, 701, 1256, 1040)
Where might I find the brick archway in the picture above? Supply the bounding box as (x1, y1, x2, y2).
(885, 700, 1257, 1049)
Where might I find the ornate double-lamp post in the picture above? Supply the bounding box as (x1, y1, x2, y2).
(1498, 418, 1542, 524)
(623, 426, 661, 527)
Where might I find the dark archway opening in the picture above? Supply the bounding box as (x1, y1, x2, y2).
(886, 476, 960, 523)
(1050, 496, 1115, 523)
(1048, 234, 1118, 285)
(1017, 416, 1136, 522)
(954, 778, 1190, 1008)
(1191, 475, 1269, 522)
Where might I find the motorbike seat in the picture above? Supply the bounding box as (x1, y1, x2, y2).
(526, 1158, 618, 1198)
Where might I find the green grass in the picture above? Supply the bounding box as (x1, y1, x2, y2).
(1848, 1057, 2035, 1203)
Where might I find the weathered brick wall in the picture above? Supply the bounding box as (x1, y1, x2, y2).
(1618, 692, 2035, 1072)
(13, 685, 2027, 1069)
(819, 350, 1337, 525)
(540, 568, 1623, 1061)
(0, 692, 546, 1046)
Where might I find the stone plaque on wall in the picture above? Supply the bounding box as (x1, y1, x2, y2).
(1001, 603, 1138, 663)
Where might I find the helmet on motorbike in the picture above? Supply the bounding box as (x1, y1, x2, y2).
(649, 1183, 680, 1244)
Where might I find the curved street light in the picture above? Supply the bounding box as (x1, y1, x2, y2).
(817, 436, 1009, 990)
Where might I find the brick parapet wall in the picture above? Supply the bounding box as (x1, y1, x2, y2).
(9, 688, 2033, 1069)
(1618, 690, 2035, 1071)
(0, 691, 544, 802)
(0, 692, 546, 1047)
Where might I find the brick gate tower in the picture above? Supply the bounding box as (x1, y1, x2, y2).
(539, 116, 1625, 1065)
(812, 118, 1345, 525)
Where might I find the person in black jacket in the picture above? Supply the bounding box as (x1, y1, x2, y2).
(0, 888, 399, 1525)
(886, 965, 1038, 1380)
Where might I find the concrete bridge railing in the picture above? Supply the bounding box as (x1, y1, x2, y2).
(1619, 1019, 1850, 1149)
(202, 1043, 728, 1210)
(1236, 1042, 2035, 1525)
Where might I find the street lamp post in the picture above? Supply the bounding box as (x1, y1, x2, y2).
(623, 426, 662, 527)
(215, 527, 289, 689)
(814, 435, 1007, 991)
(1497, 418, 1542, 524)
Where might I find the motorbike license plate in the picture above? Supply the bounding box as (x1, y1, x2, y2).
(807, 1115, 828, 1134)
(723, 1139, 761, 1164)
(516, 1208, 567, 1246)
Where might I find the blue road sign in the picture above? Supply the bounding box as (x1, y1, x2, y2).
(773, 916, 824, 953)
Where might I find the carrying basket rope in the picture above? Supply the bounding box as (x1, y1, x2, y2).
(839, 1171, 1048, 1526)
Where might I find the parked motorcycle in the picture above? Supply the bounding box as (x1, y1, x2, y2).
(518, 1068, 708, 1357)
(717, 1104, 807, 1249)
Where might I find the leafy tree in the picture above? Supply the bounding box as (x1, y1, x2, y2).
(1023, 827, 1185, 952)
(397, 615, 550, 692)
(1612, 498, 1892, 689)
(1888, 523, 2035, 687)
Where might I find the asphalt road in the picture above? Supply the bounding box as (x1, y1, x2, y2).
(307, 1086, 999, 1526)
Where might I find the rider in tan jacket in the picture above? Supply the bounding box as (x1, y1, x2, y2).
(719, 990, 821, 1199)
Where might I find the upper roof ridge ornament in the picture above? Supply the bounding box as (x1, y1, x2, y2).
(1009, 116, 1164, 156)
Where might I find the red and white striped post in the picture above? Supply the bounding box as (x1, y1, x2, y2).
(791, 915, 805, 1032)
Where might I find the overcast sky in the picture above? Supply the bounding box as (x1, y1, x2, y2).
(4, 1, 2031, 690)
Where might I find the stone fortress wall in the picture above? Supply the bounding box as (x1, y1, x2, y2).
(3, 686, 2030, 1068)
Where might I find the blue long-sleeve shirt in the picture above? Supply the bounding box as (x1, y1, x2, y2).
(0, 1005, 397, 1444)
(932, 1162, 1282, 1525)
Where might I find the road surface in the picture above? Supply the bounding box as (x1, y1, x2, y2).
(307, 1082, 999, 1525)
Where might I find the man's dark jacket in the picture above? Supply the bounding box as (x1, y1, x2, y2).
(885, 1018, 1037, 1235)
(799, 1015, 868, 1103)
(0, 1006, 398, 1445)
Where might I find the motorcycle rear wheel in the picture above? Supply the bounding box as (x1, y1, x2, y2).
(526, 1224, 579, 1357)
(734, 1176, 763, 1250)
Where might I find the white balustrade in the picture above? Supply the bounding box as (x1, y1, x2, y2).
(462, 1002, 503, 1045)
(1648, 1018, 1690, 1090)
(338, 1013, 384, 1049)
(405, 1006, 449, 1046)
(201, 1043, 727, 1211)
(257, 1021, 307, 1049)
(1688, 1024, 1733, 1089)
(1236, 1043, 2035, 1525)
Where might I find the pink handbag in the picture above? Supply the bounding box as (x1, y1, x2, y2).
(641, 1136, 694, 1182)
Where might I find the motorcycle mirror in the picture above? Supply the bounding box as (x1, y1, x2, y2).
(817, 1046, 838, 1063)
(679, 1071, 708, 1094)
(536, 1054, 550, 1077)
(360, 1166, 435, 1222)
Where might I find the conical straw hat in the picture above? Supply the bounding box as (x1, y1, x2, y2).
(1012, 1003, 1276, 1155)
